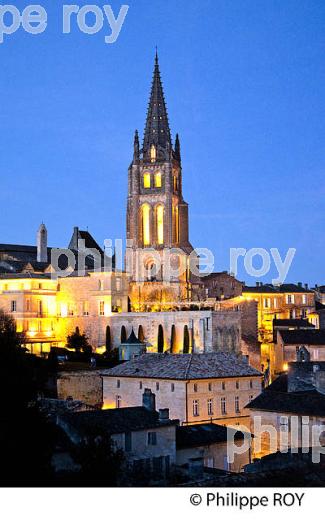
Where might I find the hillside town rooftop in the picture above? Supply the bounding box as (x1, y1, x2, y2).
(102, 353, 262, 380)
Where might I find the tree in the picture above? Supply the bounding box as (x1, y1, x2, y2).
(67, 327, 92, 355)
(0, 309, 36, 410)
(0, 310, 55, 485)
(75, 437, 125, 486)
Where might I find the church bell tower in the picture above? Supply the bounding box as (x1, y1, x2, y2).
(126, 53, 195, 310)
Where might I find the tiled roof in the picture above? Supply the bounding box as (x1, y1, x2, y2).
(273, 319, 315, 328)
(102, 353, 262, 380)
(279, 329, 325, 345)
(176, 424, 249, 449)
(59, 407, 178, 437)
(243, 284, 313, 294)
(246, 389, 325, 416)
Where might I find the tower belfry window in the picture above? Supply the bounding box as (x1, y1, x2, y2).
(143, 173, 151, 188)
(156, 205, 164, 245)
(155, 172, 162, 188)
(142, 204, 151, 246)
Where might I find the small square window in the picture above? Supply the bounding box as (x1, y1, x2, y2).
(194, 383, 198, 392)
(208, 383, 212, 392)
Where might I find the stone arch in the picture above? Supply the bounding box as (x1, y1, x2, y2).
(120, 325, 127, 343)
(105, 325, 111, 352)
(170, 324, 177, 353)
(138, 324, 145, 342)
(183, 325, 190, 354)
(157, 324, 164, 353)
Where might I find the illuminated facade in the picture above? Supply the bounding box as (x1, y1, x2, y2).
(126, 53, 200, 310)
(241, 283, 316, 373)
(102, 353, 262, 429)
(0, 271, 128, 355)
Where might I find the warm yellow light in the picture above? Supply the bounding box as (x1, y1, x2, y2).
(104, 301, 111, 316)
(283, 362, 288, 372)
(143, 172, 151, 188)
(156, 205, 164, 245)
(175, 205, 179, 243)
(142, 204, 151, 246)
(150, 144, 156, 162)
(60, 303, 68, 318)
(155, 171, 162, 188)
(102, 402, 116, 410)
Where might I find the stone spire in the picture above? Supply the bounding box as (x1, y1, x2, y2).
(174, 133, 181, 163)
(37, 223, 47, 263)
(133, 129, 140, 161)
(142, 51, 172, 161)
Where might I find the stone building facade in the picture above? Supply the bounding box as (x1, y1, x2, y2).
(102, 353, 262, 429)
(107, 309, 241, 353)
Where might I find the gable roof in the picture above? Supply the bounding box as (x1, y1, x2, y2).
(102, 353, 262, 380)
(68, 227, 103, 254)
(59, 407, 178, 437)
(246, 389, 325, 416)
(243, 284, 313, 294)
(279, 329, 325, 345)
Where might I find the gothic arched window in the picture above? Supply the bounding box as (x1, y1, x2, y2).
(157, 324, 164, 353)
(173, 205, 179, 243)
(156, 204, 164, 245)
(154, 171, 162, 188)
(171, 324, 176, 353)
(143, 172, 151, 188)
(141, 204, 151, 246)
(183, 325, 190, 354)
(121, 325, 127, 343)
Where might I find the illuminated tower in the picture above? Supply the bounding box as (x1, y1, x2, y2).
(126, 52, 196, 310)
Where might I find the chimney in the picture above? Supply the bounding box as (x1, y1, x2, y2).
(37, 223, 47, 263)
(142, 388, 156, 412)
(158, 408, 170, 422)
(305, 283, 309, 290)
(298, 282, 302, 288)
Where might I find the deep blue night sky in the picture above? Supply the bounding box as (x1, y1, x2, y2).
(0, 0, 324, 284)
